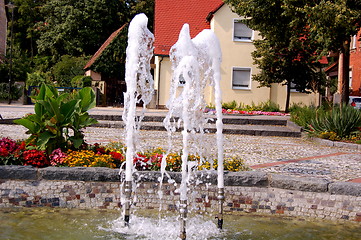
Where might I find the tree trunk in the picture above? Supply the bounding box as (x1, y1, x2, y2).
(340, 38, 350, 105)
(285, 80, 291, 113)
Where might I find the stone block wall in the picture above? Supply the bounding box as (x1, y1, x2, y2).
(0, 166, 360, 222)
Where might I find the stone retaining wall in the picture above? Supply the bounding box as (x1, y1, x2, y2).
(0, 166, 360, 222)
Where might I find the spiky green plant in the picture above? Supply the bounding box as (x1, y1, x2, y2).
(310, 105, 361, 138)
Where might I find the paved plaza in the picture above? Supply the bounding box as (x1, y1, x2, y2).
(1, 103, 360, 183)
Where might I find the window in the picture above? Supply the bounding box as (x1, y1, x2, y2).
(233, 20, 253, 41)
(232, 67, 251, 89)
(351, 35, 357, 49)
(349, 69, 353, 88)
(290, 82, 300, 92)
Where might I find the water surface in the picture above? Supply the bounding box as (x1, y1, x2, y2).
(0, 208, 360, 240)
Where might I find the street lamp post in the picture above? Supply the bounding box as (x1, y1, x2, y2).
(6, 2, 15, 104)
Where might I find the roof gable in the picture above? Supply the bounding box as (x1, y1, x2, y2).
(84, 24, 127, 70)
(154, 0, 224, 55)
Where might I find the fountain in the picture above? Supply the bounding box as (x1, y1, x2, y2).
(122, 13, 223, 239)
(122, 13, 154, 226)
(164, 24, 224, 239)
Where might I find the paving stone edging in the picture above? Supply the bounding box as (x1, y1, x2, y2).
(312, 137, 361, 150)
(0, 165, 360, 196)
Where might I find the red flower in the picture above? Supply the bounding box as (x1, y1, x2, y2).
(134, 153, 151, 170)
(109, 151, 124, 161)
(23, 150, 50, 168)
(0, 147, 9, 157)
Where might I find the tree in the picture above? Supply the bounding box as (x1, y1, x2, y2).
(6, 0, 47, 59)
(36, 0, 154, 60)
(225, 0, 361, 108)
(298, 0, 361, 104)
(224, 0, 326, 112)
(51, 55, 89, 87)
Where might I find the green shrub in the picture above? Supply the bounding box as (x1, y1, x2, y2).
(71, 75, 92, 88)
(259, 100, 280, 112)
(52, 55, 89, 87)
(0, 82, 23, 100)
(14, 84, 98, 154)
(222, 100, 238, 109)
(26, 71, 53, 90)
(222, 100, 280, 112)
(310, 105, 361, 138)
(290, 104, 322, 129)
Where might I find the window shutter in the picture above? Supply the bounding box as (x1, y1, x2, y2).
(232, 68, 250, 88)
(234, 22, 252, 40)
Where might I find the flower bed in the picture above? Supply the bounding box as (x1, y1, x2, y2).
(0, 138, 249, 172)
(204, 108, 289, 116)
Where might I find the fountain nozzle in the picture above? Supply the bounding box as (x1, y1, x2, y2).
(217, 187, 225, 229)
(179, 199, 187, 240)
(124, 180, 132, 227)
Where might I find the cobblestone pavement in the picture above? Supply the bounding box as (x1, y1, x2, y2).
(1, 104, 360, 183)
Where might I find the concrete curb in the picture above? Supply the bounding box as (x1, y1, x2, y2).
(312, 137, 361, 150)
(1, 166, 360, 197)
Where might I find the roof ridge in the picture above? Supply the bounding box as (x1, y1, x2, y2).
(84, 23, 127, 70)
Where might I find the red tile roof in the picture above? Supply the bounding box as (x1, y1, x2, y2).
(84, 24, 127, 69)
(154, 0, 224, 55)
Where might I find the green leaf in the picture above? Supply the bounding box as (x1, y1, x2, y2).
(77, 87, 96, 112)
(13, 118, 38, 133)
(60, 99, 80, 122)
(72, 137, 83, 149)
(37, 131, 55, 150)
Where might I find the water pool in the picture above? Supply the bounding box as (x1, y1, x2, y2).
(0, 208, 360, 240)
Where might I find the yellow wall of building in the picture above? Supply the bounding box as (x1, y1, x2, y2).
(211, 5, 271, 107)
(154, 4, 319, 110)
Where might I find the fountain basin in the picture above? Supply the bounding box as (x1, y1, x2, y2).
(0, 207, 360, 240)
(0, 165, 360, 222)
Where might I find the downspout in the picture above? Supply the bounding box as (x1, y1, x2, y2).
(157, 56, 164, 109)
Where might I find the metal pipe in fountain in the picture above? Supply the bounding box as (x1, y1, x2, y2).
(122, 13, 154, 226)
(214, 53, 224, 230)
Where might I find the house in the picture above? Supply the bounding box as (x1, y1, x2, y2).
(350, 30, 361, 96)
(0, 0, 6, 62)
(84, 24, 127, 106)
(324, 30, 361, 101)
(153, 0, 319, 110)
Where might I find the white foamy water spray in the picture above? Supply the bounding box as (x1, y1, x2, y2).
(106, 215, 221, 240)
(122, 13, 154, 225)
(163, 24, 224, 238)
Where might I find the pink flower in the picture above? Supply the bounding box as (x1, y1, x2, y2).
(49, 148, 67, 166)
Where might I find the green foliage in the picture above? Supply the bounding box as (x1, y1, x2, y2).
(310, 105, 361, 138)
(223, 0, 360, 110)
(91, 25, 128, 78)
(0, 82, 23, 100)
(222, 100, 238, 110)
(36, 0, 154, 59)
(11, 0, 47, 56)
(222, 100, 280, 112)
(14, 84, 98, 154)
(51, 55, 89, 87)
(71, 75, 92, 88)
(301, 0, 361, 55)
(258, 100, 280, 112)
(290, 104, 322, 129)
(26, 71, 53, 90)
